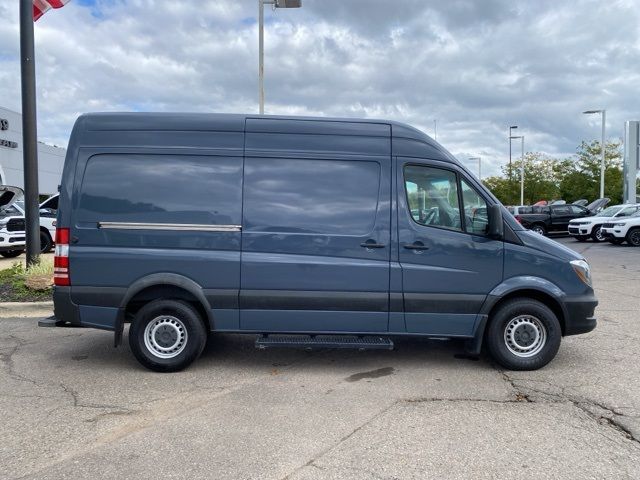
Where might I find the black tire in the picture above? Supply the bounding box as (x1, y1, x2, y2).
(486, 298, 562, 371)
(128, 299, 207, 372)
(574, 235, 588, 242)
(590, 225, 605, 242)
(40, 230, 53, 253)
(530, 224, 546, 236)
(626, 228, 640, 247)
(1, 250, 24, 258)
(607, 238, 624, 245)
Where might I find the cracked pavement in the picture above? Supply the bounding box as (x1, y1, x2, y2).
(1, 237, 639, 479)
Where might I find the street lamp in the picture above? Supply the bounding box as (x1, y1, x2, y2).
(582, 109, 606, 199)
(508, 125, 518, 180)
(259, 0, 302, 114)
(468, 157, 481, 180)
(510, 135, 525, 205)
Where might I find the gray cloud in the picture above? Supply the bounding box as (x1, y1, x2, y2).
(1, 0, 639, 176)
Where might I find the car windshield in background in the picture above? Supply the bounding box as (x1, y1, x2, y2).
(598, 206, 622, 217)
(0, 204, 21, 217)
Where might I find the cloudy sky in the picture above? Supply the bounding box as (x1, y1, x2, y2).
(1, 0, 639, 177)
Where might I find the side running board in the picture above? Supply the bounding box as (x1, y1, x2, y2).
(255, 334, 394, 351)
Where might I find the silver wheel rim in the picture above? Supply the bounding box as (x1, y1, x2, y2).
(533, 226, 544, 235)
(143, 315, 188, 359)
(595, 227, 604, 241)
(504, 315, 547, 358)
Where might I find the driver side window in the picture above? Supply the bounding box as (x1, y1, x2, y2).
(460, 179, 489, 235)
(404, 165, 462, 232)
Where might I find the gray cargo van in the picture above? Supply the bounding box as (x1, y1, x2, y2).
(43, 113, 597, 372)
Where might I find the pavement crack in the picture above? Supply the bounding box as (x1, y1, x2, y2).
(280, 400, 400, 480)
(0, 335, 39, 386)
(499, 370, 639, 445)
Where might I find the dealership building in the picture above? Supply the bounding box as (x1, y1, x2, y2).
(0, 106, 66, 196)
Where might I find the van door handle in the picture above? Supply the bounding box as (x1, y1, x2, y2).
(404, 242, 429, 251)
(360, 240, 385, 249)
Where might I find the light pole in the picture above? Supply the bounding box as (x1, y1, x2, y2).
(468, 157, 481, 180)
(583, 109, 606, 199)
(508, 125, 518, 181)
(259, 0, 301, 114)
(510, 135, 525, 205)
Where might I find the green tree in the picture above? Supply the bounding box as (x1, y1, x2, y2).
(483, 153, 563, 205)
(483, 140, 625, 205)
(559, 140, 623, 203)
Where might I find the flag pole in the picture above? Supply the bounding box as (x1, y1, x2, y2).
(20, 0, 41, 266)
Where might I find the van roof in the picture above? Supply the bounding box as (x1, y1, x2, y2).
(73, 112, 458, 163)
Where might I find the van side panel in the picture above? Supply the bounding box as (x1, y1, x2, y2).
(67, 129, 244, 330)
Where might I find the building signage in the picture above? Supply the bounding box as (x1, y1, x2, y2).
(0, 117, 18, 149)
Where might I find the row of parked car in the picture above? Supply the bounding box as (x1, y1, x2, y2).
(0, 186, 58, 257)
(508, 198, 640, 246)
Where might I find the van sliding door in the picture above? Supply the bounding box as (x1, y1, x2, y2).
(239, 119, 391, 333)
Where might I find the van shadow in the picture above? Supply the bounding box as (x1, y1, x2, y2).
(52, 330, 493, 374)
(192, 333, 491, 374)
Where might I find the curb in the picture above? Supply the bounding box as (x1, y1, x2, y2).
(0, 301, 53, 318)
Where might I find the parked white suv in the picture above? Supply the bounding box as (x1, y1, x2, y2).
(0, 186, 26, 257)
(601, 210, 640, 246)
(0, 188, 58, 258)
(568, 204, 640, 242)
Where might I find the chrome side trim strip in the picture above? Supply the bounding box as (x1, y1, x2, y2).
(98, 222, 241, 232)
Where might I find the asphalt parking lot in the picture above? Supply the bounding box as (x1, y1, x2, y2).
(1, 237, 639, 479)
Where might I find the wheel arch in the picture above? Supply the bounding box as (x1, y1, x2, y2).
(481, 277, 567, 335)
(114, 273, 213, 346)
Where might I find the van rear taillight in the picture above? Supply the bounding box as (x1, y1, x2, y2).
(54, 228, 70, 286)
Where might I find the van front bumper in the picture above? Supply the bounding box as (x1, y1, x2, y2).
(563, 294, 598, 336)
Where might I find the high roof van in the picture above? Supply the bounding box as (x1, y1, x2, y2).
(42, 113, 597, 372)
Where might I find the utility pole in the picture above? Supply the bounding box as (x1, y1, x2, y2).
(20, 0, 41, 266)
(258, 0, 301, 114)
(510, 135, 524, 205)
(583, 109, 606, 199)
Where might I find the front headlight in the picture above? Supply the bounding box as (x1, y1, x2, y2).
(570, 259, 592, 287)
(614, 222, 627, 227)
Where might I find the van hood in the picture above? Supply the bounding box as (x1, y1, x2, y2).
(516, 230, 582, 262)
(0, 186, 24, 208)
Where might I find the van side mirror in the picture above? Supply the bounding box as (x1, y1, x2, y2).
(488, 204, 504, 240)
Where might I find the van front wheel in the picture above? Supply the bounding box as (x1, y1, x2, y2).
(129, 299, 207, 372)
(486, 298, 561, 371)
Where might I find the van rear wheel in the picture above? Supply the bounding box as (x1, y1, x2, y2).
(129, 299, 207, 372)
(486, 298, 561, 371)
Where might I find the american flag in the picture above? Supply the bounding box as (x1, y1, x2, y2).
(33, 0, 71, 21)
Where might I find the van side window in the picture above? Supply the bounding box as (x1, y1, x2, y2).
(78, 154, 242, 225)
(403, 165, 462, 231)
(460, 179, 489, 235)
(244, 158, 380, 235)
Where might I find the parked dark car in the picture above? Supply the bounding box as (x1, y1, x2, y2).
(515, 198, 610, 235)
